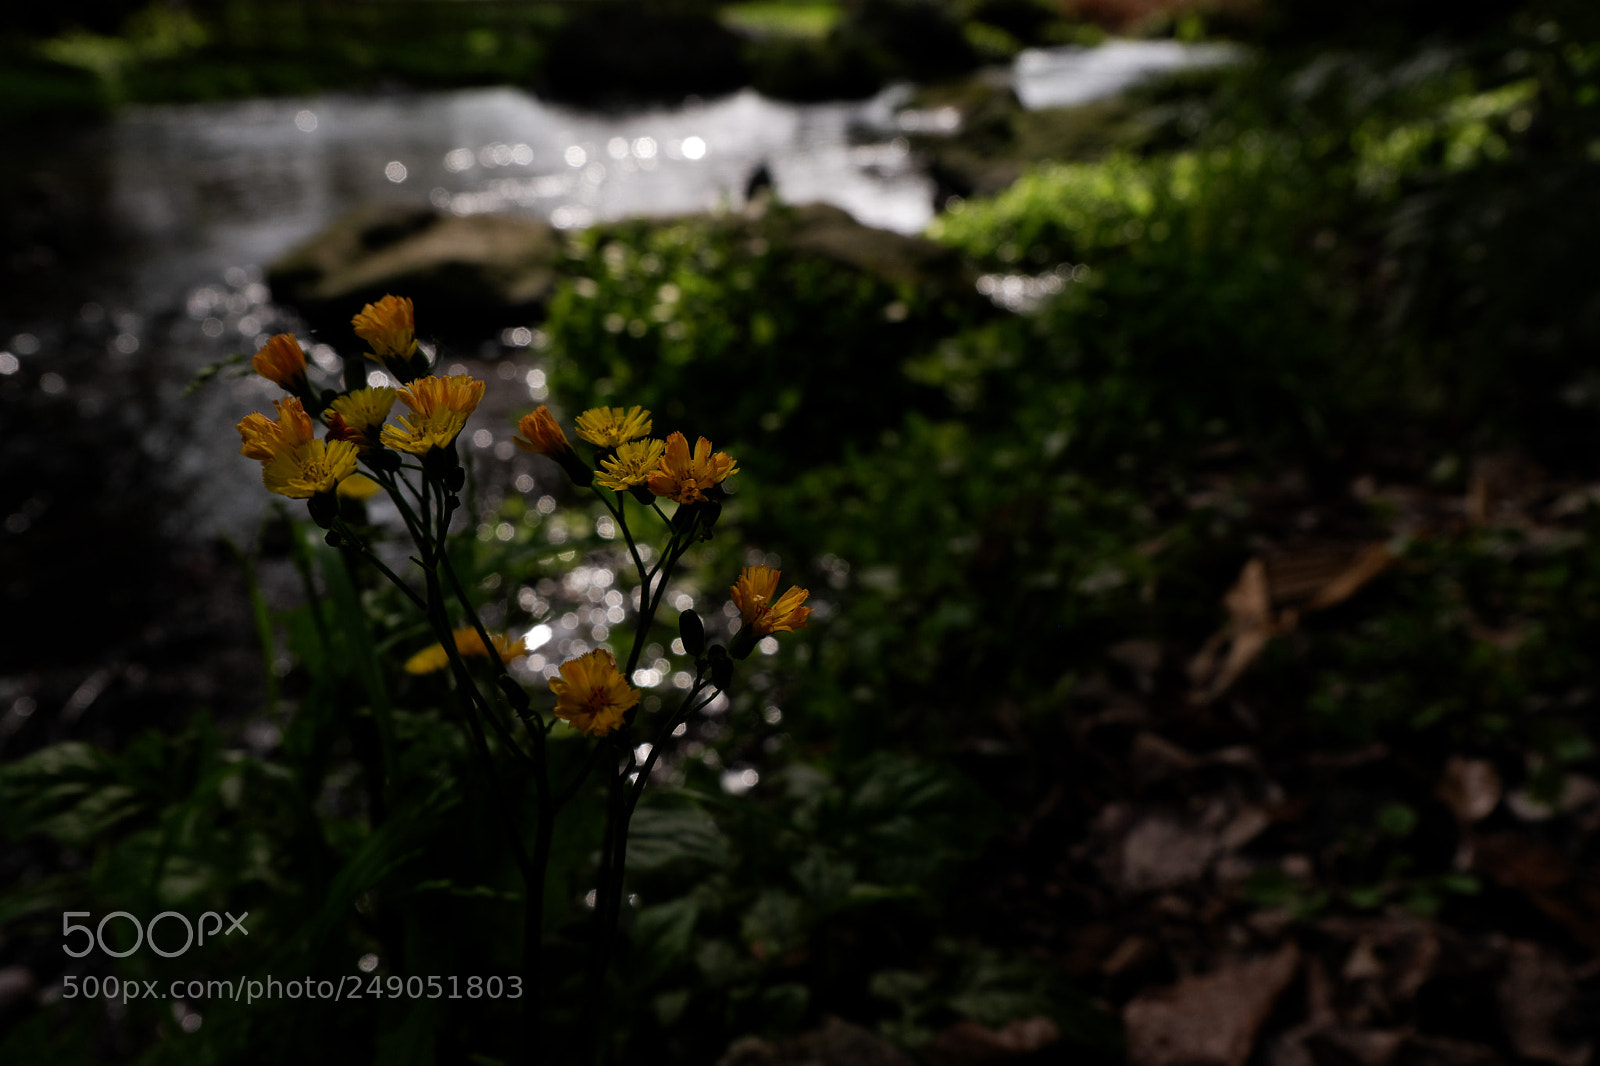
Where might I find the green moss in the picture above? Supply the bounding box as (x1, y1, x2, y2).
(719, 1, 842, 39)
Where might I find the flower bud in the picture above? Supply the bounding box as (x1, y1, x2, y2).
(697, 499, 722, 541)
(679, 609, 705, 657)
(706, 644, 733, 692)
(252, 333, 310, 395)
(307, 491, 339, 529)
(423, 444, 461, 485)
(729, 625, 758, 661)
(368, 449, 401, 473)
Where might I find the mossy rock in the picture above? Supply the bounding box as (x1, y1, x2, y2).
(267, 204, 564, 333)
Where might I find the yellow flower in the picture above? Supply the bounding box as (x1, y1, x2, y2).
(237, 398, 316, 460)
(731, 565, 812, 636)
(252, 333, 309, 393)
(262, 439, 360, 499)
(514, 405, 574, 458)
(352, 295, 418, 362)
(548, 649, 639, 736)
(404, 628, 529, 675)
(596, 438, 666, 491)
(329, 387, 397, 435)
(337, 472, 382, 499)
(380, 374, 485, 455)
(647, 431, 738, 504)
(574, 405, 652, 448)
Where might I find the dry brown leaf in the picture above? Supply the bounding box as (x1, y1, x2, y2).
(1192, 544, 1393, 703)
(1396, 1034, 1507, 1066)
(1227, 556, 1274, 627)
(1190, 558, 1277, 703)
(925, 1017, 1062, 1063)
(1474, 834, 1600, 952)
(1130, 731, 1200, 787)
(1437, 757, 1503, 824)
(1303, 543, 1395, 612)
(718, 1018, 917, 1066)
(1304, 1027, 1408, 1066)
(1124, 945, 1300, 1066)
(1466, 473, 1493, 526)
(1265, 548, 1364, 603)
(0, 966, 34, 1011)
(1119, 813, 1220, 893)
(1497, 940, 1593, 1066)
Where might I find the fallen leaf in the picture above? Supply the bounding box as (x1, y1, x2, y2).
(1473, 834, 1600, 952)
(0, 966, 34, 1011)
(1437, 757, 1503, 824)
(1119, 813, 1220, 893)
(1124, 945, 1300, 1066)
(1395, 1034, 1504, 1066)
(1315, 916, 1440, 1006)
(926, 1017, 1062, 1063)
(1190, 559, 1276, 703)
(721, 1018, 918, 1066)
(1302, 543, 1395, 612)
(1304, 1027, 1408, 1066)
(1129, 731, 1199, 788)
(1191, 544, 1393, 702)
(1496, 940, 1593, 1066)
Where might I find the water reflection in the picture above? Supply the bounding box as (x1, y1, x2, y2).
(1013, 39, 1242, 109)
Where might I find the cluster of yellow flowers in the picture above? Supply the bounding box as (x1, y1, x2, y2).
(537, 561, 810, 737)
(514, 403, 739, 505)
(237, 296, 484, 501)
(237, 397, 359, 499)
(237, 295, 812, 739)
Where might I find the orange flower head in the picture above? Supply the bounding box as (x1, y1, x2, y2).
(352, 295, 418, 361)
(252, 333, 309, 393)
(404, 628, 529, 675)
(380, 374, 485, 455)
(574, 405, 652, 448)
(646, 431, 738, 504)
(548, 649, 639, 736)
(514, 405, 573, 458)
(237, 397, 316, 460)
(596, 438, 666, 491)
(731, 565, 812, 636)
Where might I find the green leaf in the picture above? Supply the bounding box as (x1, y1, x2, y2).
(792, 848, 856, 908)
(1376, 802, 1417, 838)
(632, 896, 700, 984)
(0, 738, 145, 844)
(627, 805, 730, 871)
(653, 988, 691, 1026)
(0, 874, 79, 928)
(760, 982, 809, 1027)
(409, 880, 523, 903)
(741, 889, 806, 956)
(870, 969, 932, 1007)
